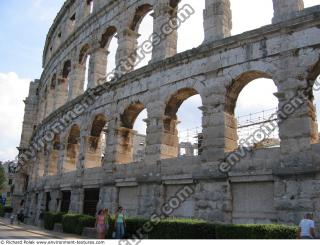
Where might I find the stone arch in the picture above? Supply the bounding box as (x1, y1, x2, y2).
(224, 70, 279, 151)
(163, 88, 203, 158)
(62, 60, 72, 79)
(115, 102, 147, 164)
(64, 124, 80, 172)
(130, 4, 153, 32)
(85, 114, 108, 168)
(79, 43, 91, 65)
(307, 58, 320, 143)
(121, 102, 145, 129)
(225, 70, 273, 115)
(100, 26, 117, 49)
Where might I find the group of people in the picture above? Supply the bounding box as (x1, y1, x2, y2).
(95, 206, 126, 239)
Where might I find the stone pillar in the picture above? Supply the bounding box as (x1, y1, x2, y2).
(56, 77, 69, 109)
(69, 64, 86, 100)
(103, 117, 117, 166)
(151, 1, 178, 62)
(84, 135, 104, 168)
(272, 0, 304, 23)
(69, 188, 84, 213)
(76, 0, 92, 28)
(88, 47, 108, 88)
(115, 28, 140, 74)
(203, 0, 232, 43)
(77, 130, 87, 172)
(201, 91, 238, 163)
(276, 87, 315, 166)
(145, 101, 179, 162)
(113, 127, 135, 164)
(57, 139, 66, 175)
(46, 88, 55, 116)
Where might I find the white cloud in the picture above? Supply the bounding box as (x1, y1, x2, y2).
(0, 72, 30, 161)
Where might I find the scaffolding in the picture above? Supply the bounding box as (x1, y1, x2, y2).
(177, 107, 280, 156)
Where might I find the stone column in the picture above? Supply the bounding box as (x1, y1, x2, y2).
(76, 0, 91, 28)
(272, 0, 304, 23)
(145, 101, 179, 163)
(69, 64, 86, 100)
(69, 188, 84, 213)
(46, 88, 55, 116)
(88, 47, 108, 88)
(203, 0, 232, 43)
(113, 127, 135, 164)
(151, 1, 178, 62)
(115, 28, 140, 74)
(200, 90, 238, 163)
(56, 77, 69, 109)
(274, 52, 317, 166)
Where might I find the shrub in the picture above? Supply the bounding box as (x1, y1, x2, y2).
(44, 212, 66, 230)
(55, 213, 297, 239)
(76, 215, 96, 235)
(62, 214, 83, 234)
(215, 224, 298, 239)
(0, 205, 12, 217)
(3, 206, 13, 214)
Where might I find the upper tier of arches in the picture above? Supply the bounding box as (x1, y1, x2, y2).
(38, 0, 313, 124)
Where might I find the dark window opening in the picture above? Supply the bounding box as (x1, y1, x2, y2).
(83, 188, 100, 217)
(45, 192, 51, 212)
(60, 191, 71, 213)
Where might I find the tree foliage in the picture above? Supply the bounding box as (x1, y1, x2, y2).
(0, 164, 7, 190)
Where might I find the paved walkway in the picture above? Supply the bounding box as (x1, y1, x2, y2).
(0, 217, 85, 239)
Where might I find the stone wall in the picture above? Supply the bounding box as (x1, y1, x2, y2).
(14, 0, 320, 229)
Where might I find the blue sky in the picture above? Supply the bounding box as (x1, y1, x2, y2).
(0, 0, 319, 161)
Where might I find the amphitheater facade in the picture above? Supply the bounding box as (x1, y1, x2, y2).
(13, 0, 320, 227)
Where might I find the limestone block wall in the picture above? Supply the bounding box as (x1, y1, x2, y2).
(14, 0, 320, 228)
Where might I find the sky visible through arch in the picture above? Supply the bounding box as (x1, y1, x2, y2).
(0, 0, 319, 161)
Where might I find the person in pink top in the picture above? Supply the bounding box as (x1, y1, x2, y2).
(95, 209, 106, 239)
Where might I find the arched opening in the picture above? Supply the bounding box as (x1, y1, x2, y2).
(130, 4, 154, 69)
(48, 134, 60, 176)
(163, 88, 203, 158)
(56, 60, 71, 108)
(309, 62, 320, 144)
(85, 114, 107, 168)
(100, 26, 118, 80)
(87, 0, 94, 14)
(79, 44, 91, 92)
(230, 0, 273, 35)
(64, 124, 80, 172)
(177, 0, 205, 53)
(225, 71, 279, 151)
(133, 109, 148, 162)
(116, 102, 147, 164)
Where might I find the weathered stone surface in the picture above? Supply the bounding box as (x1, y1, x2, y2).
(12, 0, 320, 229)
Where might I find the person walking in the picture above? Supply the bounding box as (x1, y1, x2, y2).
(104, 208, 111, 238)
(298, 213, 316, 239)
(95, 210, 106, 239)
(114, 206, 126, 239)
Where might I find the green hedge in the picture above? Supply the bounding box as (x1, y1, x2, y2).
(215, 224, 298, 239)
(61, 213, 96, 235)
(76, 215, 96, 235)
(44, 212, 66, 230)
(0, 205, 13, 217)
(45, 212, 298, 239)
